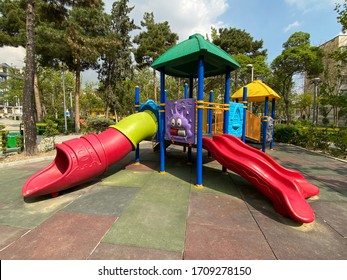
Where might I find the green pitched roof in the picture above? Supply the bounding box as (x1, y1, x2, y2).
(151, 33, 240, 78)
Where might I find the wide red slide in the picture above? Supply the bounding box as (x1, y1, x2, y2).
(202, 134, 320, 223)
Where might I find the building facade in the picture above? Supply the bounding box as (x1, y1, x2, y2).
(304, 34, 347, 126)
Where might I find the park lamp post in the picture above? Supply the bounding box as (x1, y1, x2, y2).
(246, 64, 254, 112)
(312, 77, 320, 126)
(246, 64, 254, 82)
(61, 68, 68, 133)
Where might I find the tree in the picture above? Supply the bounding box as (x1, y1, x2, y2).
(23, 0, 36, 155)
(133, 12, 178, 102)
(36, 1, 114, 133)
(0, 0, 38, 154)
(97, 0, 137, 120)
(271, 32, 323, 124)
(211, 27, 270, 93)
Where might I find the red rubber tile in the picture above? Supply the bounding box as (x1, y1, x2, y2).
(0, 211, 116, 259)
(90, 243, 182, 260)
(185, 192, 275, 259)
(184, 223, 275, 260)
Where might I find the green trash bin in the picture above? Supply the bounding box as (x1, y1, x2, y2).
(6, 132, 21, 148)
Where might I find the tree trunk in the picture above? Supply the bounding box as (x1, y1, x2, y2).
(34, 74, 42, 122)
(23, 0, 37, 155)
(75, 59, 81, 133)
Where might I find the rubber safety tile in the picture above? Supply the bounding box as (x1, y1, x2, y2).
(102, 173, 190, 253)
(63, 186, 139, 216)
(0, 190, 84, 229)
(250, 210, 347, 260)
(311, 200, 347, 238)
(89, 243, 182, 260)
(0, 224, 29, 250)
(0, 211, 116, 260)
(184, 192, 275, 260)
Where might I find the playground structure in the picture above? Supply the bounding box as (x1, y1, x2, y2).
(22, 34, 319, 223)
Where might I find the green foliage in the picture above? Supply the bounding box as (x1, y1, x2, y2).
(332, 129, 347, 153)
(274, 124, 302, 144)
(42, 120, 59, 138)
(211, 27, 267, 57)
(133, 12, 178, 68)
(275, 124, 347, 158)
(97, 0, 138, 118)
(0, 127, 8, 152)
(80, 116, 115, 134)
(271, 32, 324, 123)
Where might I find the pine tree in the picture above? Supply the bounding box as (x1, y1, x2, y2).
(98, 0, 137, 120)
(133, 12, 178, 102)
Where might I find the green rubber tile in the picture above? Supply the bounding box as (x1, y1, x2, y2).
(0, 180, 92, 229)
(0, 211, 116, 260)
(90, 243, 182, 260)
(125, 161, 159, 171)
(309, 181, 346, 202)
(63, 186, 139, 216)
(191, 167, 241, 197)
(307, 175, 347, 196)
(101, 169, 155, 188)
(102, 172, 190, 253)
(311, 200, 347, 238)
(251, 210, 347, 260)
(0, 224, 29, 250)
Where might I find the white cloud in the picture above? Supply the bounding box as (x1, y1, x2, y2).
(285, 0, 345, 13)
(283, 20, 300, 32)
(0, 46, 25, 69)
(125, 0, 229, 41)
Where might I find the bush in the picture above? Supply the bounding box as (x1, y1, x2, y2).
(332, 129, 347, 154)
(42, 120, 59, 138)
(80, 116, 115, 134)
(274, 124, 302, 145)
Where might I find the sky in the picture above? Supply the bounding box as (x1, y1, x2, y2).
(0, 0, 345, 86)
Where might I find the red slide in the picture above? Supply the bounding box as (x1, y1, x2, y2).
(202, 134, 320, 223)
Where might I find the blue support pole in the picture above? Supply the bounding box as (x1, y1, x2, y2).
(270, 98, 276, 149)
(184, 83, 188, 99)
(241, 87, 248, 143)
(189, 76, 194, 98)
(208, 91, 214, 134)
(160, 70, 166, 173)
(195, 56, 204, 188)
(262, 97, 269, 153)
(135, 86, 140, 164)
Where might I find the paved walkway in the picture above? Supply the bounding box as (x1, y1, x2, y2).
(0, 139, 346, 260)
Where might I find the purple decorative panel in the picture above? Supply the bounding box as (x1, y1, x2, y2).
(165, 98, 196, 144)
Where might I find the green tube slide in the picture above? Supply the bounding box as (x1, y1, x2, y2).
(110, 110, 158, 148)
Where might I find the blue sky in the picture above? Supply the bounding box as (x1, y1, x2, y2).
(120, 0, 345, 62)
(0, 0, 345, 84)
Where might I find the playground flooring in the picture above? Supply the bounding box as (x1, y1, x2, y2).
(0, 140, 346, 260)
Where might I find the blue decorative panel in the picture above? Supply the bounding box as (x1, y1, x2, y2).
(228, 102, 244, 137)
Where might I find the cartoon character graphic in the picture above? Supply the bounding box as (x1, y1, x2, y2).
(165, 98, 196, 144)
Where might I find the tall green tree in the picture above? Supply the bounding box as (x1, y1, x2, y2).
(37, 0, 114, 132)
(97, 0, 137, 120)
(133, 12, 178, 102)
(271, 32, 323, 124)
(0, 0, 37, 154)
(211, 27, 270, 93)
(23, 0, 36, 154)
